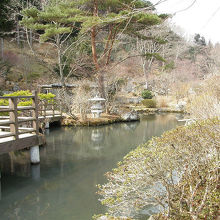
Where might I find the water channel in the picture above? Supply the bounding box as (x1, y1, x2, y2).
(0, 114, 184, 220)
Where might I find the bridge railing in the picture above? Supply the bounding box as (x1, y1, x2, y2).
(0, 92, 39, 140)
(38, 99, 62, 119)
(0, 92, 63, 140)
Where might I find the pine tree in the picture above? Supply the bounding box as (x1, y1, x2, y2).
(20, 0, 82, 85)
(73, 0, 164, 67)
(71, 0, 166, 96)
(0, 0, 14, 36)
(0, 0, 15, 60)
(21, 0, 167, 92)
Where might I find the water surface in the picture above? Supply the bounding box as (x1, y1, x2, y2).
(0, 114, 184, 220)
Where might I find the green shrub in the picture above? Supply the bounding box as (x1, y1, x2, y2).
(6, 90, 32, 98)
(0, 91, 56, 116)
(0, 99, 8, 106)
(0, 90, 55, 104)
(142, 99, 156, 108)
(141, 89, 153, 99)
(38, 92, 56, 103)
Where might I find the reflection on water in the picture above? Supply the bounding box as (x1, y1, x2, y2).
(0, 114, 184, 220)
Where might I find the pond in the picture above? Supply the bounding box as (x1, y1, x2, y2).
(0, 114, 184, 220)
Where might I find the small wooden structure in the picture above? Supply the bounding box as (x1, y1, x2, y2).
(0, 92, 62, 158)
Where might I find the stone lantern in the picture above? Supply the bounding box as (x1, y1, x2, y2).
(89, 96, 105, 118)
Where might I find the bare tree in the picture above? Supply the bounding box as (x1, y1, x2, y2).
(137, 33, 164, 89)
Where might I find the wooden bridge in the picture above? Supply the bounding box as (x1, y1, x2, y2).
(0, 92, 62, 162)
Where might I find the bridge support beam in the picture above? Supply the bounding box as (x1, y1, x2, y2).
(0, 177, 1, 201)
(30, 145, 40, 164)
(0, 169, 1, 200)
(31, 164, 40, 180)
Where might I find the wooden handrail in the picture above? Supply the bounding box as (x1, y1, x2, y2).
(0, 120, 14, 126)
(0, 95, 35, 99)
(0, 92, 62, 141)
(32, 91, 39, 135)
(0, 108, 14, 112)
(0, 93, 39, 140)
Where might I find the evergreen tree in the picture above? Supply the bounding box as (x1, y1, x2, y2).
(20, 0, 82, 85)
(72, 0, 164, 68)
(72, 0, 167, 96)
(0, 0, 14, 36)
(194, 33, 206, 46)
(21, 0, 167, 93)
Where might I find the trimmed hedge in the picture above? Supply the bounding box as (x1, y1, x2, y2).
(142, 99, 156, 108)
(0, 90, 56, 116)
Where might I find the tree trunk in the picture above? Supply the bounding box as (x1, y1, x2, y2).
(91, 0, 99, 71)
(91, 0, 106, 98)
(30, 30, 33, 47)
(0, 38, 3, 60)
(98, 72, 106, 98)
(91, 27, 99, 71)
(57, 36, 64, 86)
(103, 25, 113, 59)
(142, 59, 148, 89)
(144, 58, 154, 89)
(17, 21, 20, 47)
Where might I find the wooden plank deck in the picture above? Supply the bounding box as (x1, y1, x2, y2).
(0, 134, 44, 155)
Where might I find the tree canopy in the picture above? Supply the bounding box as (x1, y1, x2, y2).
(0, 0, 14, 37)
(20, 0, 167, 94)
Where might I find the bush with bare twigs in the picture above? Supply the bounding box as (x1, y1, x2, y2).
(187, 74, 220, 120)
(97, 118, 220, 219)
(70, 81, 93, 120)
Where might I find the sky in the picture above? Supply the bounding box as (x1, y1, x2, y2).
(151, 0, 220, 43)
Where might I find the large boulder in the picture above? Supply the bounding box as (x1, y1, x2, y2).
(121, 111, 140, 121)
(175, 100, 187, 111)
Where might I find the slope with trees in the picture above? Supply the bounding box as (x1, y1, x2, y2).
(20, 0, 168, 95)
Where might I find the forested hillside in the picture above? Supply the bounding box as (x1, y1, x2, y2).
(1, 0, 219, 97)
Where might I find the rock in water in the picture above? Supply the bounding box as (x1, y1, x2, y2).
(121, 111, 139, 121)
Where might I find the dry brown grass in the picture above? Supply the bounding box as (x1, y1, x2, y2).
(156, 95, 171, 108)
(186, 74, 220, 119)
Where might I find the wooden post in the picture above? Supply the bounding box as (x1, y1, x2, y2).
(59, 99, 63, 116)
(40, 101, 43, 117)
(43, 100, 50, 129)
(9, 97, 19, 139)
(0, 38, 3, 60)
(43, 100, 46, 119)
(32, 91, 39, 135)
(52, 102, 55, 118)
(31, 164, 40, 180)
(30, 91, 40, 164)
(30, 145, 40, 164)
(0, 173, 1, 200)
